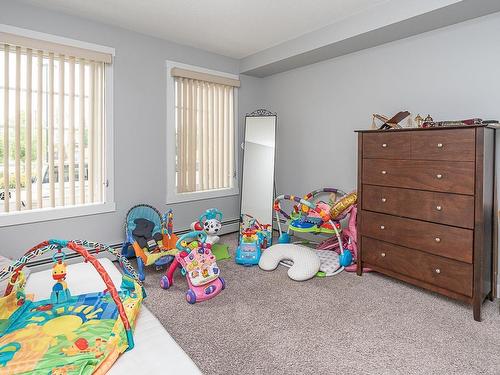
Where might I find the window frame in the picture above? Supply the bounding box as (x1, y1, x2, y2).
(0, 24, 115, 227)
(165, 60, 239, 204)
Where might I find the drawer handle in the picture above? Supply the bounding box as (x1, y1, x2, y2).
(381, 198, 387, 203)
(436, 174, 443, 179)
(381, 252, 386, 257)
(380, 225, 385, 230)
(437, 143, 443, 148)
(435, 237, 441, 243)
(381, 170, 387, 175)
(435, 268, 441, 274)
(382, 143, 387, 148)
(436, 205, 442, 211)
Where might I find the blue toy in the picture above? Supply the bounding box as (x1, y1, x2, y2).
(235, 215, 272, 266)
(236, 228, 262, 266)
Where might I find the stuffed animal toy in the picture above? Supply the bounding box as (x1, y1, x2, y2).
(190, 209, 223, 245)
(132, 218, 163, 252)
(203, 218, 222, 244)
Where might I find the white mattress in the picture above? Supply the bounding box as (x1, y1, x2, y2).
(25, 258, 201, 375)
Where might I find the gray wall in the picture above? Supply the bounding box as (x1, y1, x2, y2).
(0, 0, 265, 258)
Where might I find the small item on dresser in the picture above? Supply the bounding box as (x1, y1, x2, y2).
(371, 114, 389, 129)
(414, 114, 424, 128)
(431, 118, 482, 127)
(481, 120, 499, 125)
(421, 114, 435, 127)
(378, 111, 411, 130)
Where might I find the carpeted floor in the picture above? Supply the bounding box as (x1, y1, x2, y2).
(140, 233, 500, 375)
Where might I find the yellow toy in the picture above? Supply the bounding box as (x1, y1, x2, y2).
(51, 252, 71, 304)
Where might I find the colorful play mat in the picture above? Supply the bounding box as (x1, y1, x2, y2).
(0, 239, 144, 375)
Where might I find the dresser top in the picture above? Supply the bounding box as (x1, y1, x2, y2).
(355, 124, 498, 133)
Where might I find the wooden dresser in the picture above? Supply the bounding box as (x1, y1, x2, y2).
(356, 126, 495, 321)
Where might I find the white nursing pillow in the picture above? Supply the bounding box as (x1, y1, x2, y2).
(259, 244, 320, 281)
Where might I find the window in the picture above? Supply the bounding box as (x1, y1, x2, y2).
(166, 62, 239, 203)
(0, 25, 115, 226)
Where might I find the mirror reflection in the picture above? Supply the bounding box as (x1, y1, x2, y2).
(240, 111, 277, 232)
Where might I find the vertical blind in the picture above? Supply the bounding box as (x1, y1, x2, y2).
(0, 40, 107, 213)
(174, 77, 236, 193)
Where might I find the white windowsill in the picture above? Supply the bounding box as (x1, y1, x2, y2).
(0, 202, 116, 228)
(167, 187, 239, 204)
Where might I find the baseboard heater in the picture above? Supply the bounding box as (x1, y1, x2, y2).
(25, 218, 240, 269)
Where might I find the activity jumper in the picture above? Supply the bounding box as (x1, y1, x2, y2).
(0, 239, 144, 374)
(259, 188, 358, 280)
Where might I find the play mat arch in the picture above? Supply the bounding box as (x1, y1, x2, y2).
(0, 239, 144, 374)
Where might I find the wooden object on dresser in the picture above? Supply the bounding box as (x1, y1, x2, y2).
(356, 125, 496, 321)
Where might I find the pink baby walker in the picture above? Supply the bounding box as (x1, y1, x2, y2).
(160, 231, 225, 304)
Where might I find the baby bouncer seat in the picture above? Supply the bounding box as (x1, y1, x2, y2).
(122, 204, 179, 281)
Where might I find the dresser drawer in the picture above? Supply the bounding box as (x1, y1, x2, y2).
(362, 237, 473, 297)
(360, 211, 473, 263)
(362, 132, 410, 159)
(362, 185, 474, 229)
(411, 129, 475, 161)
(362, 159, 475, 194)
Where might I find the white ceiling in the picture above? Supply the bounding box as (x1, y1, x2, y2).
(18, 0, 388, 58)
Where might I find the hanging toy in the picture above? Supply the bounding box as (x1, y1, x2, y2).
(162, 209, 174, 239)
(51, 251, 71, 304)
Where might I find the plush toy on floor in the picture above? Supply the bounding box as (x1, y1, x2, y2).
(190, 208, 231, 261)
(160, 231, 225, 304)
(191, 208, 223, 245)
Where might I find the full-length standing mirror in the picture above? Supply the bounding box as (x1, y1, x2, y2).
(240, 109, 277, 235)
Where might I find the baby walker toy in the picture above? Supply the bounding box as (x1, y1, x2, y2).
(160, 231, 225, 304)
(235, 214, 272, 266)
(266, 188, 357, 278)
(121, 204, 179, 281)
